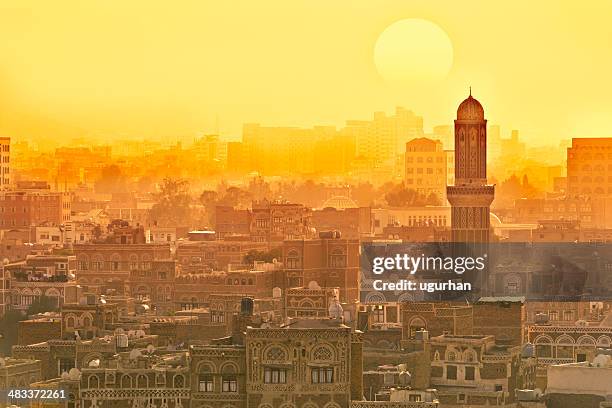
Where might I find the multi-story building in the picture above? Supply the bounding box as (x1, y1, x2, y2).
(61, 294, 119, 340)
(405, 138, 449, 202)
(0, 190, 72, 228)
(284, 286, 341, 319)
(281, 235, 360, 303)
(127, 260, 177, 314)
(74, 242, 172, 294)
(6, 254, 78, 312)
(527, 323, 612, 389)
(0, 137, 10, 190)
(245, 320, 362, 408)
(567, 137, 612, 197)
(428, 334, 533, 406)
(401, 303, 473, 341)
(12, 333, 160, 380)
(79, 350, 191, 408)
(348, 107, 424, 167)
(176, 238, 271, 272)
(174, 267, 275, 311)
(0, 357, 42, 403)
(251, 200, 312, 242)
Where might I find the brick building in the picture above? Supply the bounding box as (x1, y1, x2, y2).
(428, 334, 534, 406)
(74, 242, 172, 294)
(401, 303, 473, 341)
(0, 190, 72, 228)
(281, 236, 360, 303)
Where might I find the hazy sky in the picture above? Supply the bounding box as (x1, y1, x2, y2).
(0, 1, 611, 145)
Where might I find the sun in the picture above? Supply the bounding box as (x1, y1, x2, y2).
(374, 19, 454, 85)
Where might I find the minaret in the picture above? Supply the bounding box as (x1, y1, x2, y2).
(446, 91, 495, 244)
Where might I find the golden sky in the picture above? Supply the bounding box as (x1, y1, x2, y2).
(0, 0, 611, 145)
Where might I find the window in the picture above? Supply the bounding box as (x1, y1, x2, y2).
(59, 358, 74, 375)
(495, 384, 503, 392)
(311, 367, 333, 383)
(446, 365, 457, 380)
(198, 375, 213, 392)
(222, 376, 237, 392)
(372, 307, 385, 323)
(409, 395, 422, 402)
(329, 249, 346, 268)
(264, 367, 287, 384)
(465, 366, 475, 380)
(286, 250, 301, 269)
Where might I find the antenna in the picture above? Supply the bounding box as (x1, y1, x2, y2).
(469, 86, 472, 96)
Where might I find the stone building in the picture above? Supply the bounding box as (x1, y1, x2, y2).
(527, 323, 612, 390)
(284, 285, 340, 319)
(61, 295, 119, 340)
(428, 334, 534, 406)
(281, 236, 360, 303)
(79, 350, 190, 408)
(7, 254, 79, 314)
(74, 242, 172, 295)
(176, 238, 271, 272)
(401, 303, 473, 341)
(12, 333, 160, 381)
(0, 357, 42, 402)
(127, 259, 177, 314)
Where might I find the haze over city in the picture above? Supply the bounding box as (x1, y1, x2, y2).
(1, 3, 612, 408)
(1, 1, 612, 144)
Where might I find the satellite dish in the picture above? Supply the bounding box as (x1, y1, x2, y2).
(68, 368, 81, 380)
(307, 281, 321, 290)
(146, 344, 155, 354)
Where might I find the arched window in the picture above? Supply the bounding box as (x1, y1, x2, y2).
(285, 250, 301, 269)
(66, 316, 76, 329)
(129, 254, 139, 271)
(121, 375, 132, 388)
(137, 374, 148, 388)
(110, 253, 121, 271)
(88, 375, 100, 389)
(535, 335, 553, 358)
(173, 374, 185, 388)
(221, 364, 237, 392)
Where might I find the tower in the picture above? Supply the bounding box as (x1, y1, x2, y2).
(446, 92, 495, 243)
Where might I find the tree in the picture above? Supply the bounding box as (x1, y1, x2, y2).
(94, 165, 128, 194)
(218, 186, 252, 208)
(382, 183, 435, 207)
(199, 190, 219, 227)
(150, 178, 193, 227)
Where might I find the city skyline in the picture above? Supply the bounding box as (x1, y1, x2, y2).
(1, 1, 612, 144)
